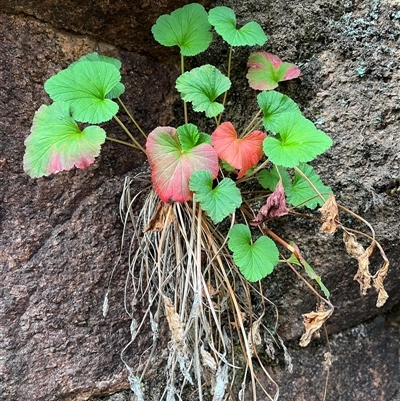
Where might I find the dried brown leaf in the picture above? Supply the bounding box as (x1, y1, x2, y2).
(299, 304, 333, 347)
(343, 231, 389, 307)
(163, 295, 186, 352)
(343, 231, 374, 295)
(373, 260, 389, 307)
(248, 316, 263, 353)
(319, 194, 340, 234)
(143, 202, 175, 232)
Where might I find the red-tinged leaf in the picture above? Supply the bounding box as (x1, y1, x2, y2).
(251, 181, 288, 225)
(146, 126, 219, 203)
(211, 122, 266, 178)
(24, 102, 106, 178)
(247, 52, 301, 90)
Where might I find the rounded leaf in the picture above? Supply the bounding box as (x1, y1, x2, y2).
(263, 113, 333, 167)
(189, 170, 242, 223)
(211, 122, 266, 178)
(146, 126, 219, 202)
(44, 60, 121, 123)
(208, 6, 267, 47)
(257, 91, 300, 132)
(228, 224, 279, 282)
(247, 52, 300, 90)
(152, 3, 212, 56)
(176, 65, 231, 118)
(24, 102, 106, 178)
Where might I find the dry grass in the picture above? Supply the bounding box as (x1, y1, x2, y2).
(117, 175, 283, 401)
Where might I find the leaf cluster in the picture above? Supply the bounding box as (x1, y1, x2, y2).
(24, 3, 333, 284)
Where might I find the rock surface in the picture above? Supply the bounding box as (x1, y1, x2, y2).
(0, 10, 179, 401)
(1, 0, 399, 400)
(0, 0, 211, 59)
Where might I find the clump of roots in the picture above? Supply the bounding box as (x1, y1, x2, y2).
(118, 176, 282, 401)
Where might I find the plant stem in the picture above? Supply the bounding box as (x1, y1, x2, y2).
(105, 136, 142, 149)
(181, 54, 188, 124)
(217, 45, 233, 126)
(294, 165, 326, 203)
(118, 97, 147, 139)
(236, 158, 270, 184)
(241, 109, 263, 138)
(113, 115, 146, 153)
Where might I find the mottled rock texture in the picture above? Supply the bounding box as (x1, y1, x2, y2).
(1, 0, 399, 400)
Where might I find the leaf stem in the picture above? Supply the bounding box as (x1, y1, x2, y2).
(217, 45, 233, 126)
(236, 158, 270, 184)
(241, 109, 263, 138)
(105, 136, 142, 149)
(294, 165, 327, 203)
(113, 115, 146, 153)
(117, 97, 147, 139)
(181, 54, 188, 124)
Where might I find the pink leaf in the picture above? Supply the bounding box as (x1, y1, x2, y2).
(146, 126, 219, 203)
(211, 122, 266, 178)
(247, 52, 301, 91)
(251, 181, 288, 225)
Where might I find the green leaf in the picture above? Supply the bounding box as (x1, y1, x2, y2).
(228, 224, 279, 282)
(287, 254, 330, 298)
(189, 170, 242, 223)
(285, 163, 332, 209)
(79, 53, 124, 99)
(24, 102, 106, 178)
(257, 91, 300, 132)
(177, 123, 210, 151)
(151, 3, 212, 56)
(72, 52, 125, 99)
(44, 61, 121, 124)
(262, 113, 333, 167)
(208, 6, 267, 47)
(76, 52, 122, 70)
(176, 65, 231, 117)
(258, 165, 291, 190)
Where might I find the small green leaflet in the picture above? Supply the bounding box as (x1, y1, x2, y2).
(285, 163, 332, 209)
(258, 165, 291, 191)
(176, 65, 231, 118)
(44, 60, 121, 124)
(177, 123, 211, 151)
(262, 113, 333, 167)
(257, 91, 300, 133)
(228, 224, 279, 282)
(287, 254, 330, 298)
(208, 6, 267, 47)
(151, 3, 212, 56)
(73, 53, 125, 99)
(24, 102, 106, 178)
(189, 170, 242, 224)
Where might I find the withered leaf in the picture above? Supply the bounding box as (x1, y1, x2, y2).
(251, 180, 288, 225)
(373, 260, 389, 307)
(299, 304, 333, 347)
(343, 231, 373, 295)
(319, 194, 340, 234)
(143, 202, 175, 232)
(343, 231, 389, 307)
